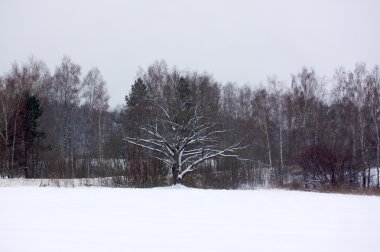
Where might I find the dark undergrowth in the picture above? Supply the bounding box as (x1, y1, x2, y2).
(274, 184, 380, 196)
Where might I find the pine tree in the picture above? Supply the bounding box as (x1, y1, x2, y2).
(19, 92, 43, 177)
(125, 78, 148, 108)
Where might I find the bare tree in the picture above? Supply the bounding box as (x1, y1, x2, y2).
(252, 88, 274, 176)
(125, 102, 244, 184)
(82, 68, 110, 179)
(366, 66, 380, 188)
(0, 76, 11, 177)
(125, 68, 244, 185)
(267, 77, 286, 185)
(53, 56, 82, 179)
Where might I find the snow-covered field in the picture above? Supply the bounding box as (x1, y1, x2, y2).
(1, 186, 379, 252)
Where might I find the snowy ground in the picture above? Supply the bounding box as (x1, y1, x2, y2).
(1, 186, 379, 252)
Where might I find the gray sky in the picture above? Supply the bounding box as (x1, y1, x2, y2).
(1, 0, 379, 108)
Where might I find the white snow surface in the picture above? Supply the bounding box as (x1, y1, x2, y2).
(1, 186, 379, 252)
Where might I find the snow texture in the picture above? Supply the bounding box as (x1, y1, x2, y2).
(1, 186, 379, 252)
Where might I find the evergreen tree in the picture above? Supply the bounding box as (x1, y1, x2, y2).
(26, 94, 43, 140)
(125, 78, 148, 108)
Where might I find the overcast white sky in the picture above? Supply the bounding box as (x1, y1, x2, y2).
(1, 0, 379, 107)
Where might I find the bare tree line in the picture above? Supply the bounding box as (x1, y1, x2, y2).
(1, 57, 379, 190)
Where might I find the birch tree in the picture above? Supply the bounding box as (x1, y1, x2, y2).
(53, 56, 81, 178)
(0, 76, 11, 177)
(351, 63, 370, 187)
(252, 88, 274, 175)
(267, 77, 286, 185)
(366, 66, 380, 188)
(82, 68, 110, 170)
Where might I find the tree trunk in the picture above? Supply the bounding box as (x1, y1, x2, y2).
(278, 102, 284, 185)
(11, 96, 22, 178)
(264, 116, 272, 171)
(4, 119, 9, 177)
(98, 109, 103, 171)
(172, 163, 180, 185)
(279, 119, 284, 185)
(314, 102, 319, 145)
(359, 113, 367, 188)
(373, 110, 380, 188)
